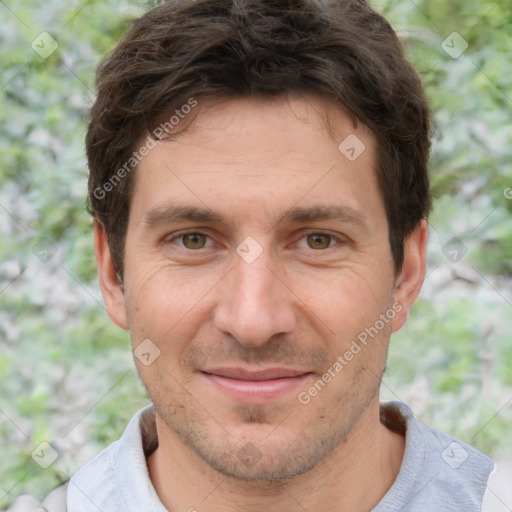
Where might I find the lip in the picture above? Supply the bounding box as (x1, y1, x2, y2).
(200, 367, 313, 403)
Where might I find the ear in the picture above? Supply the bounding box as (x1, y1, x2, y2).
(391, 219, 428, 333)
(94, 219, 129, 330)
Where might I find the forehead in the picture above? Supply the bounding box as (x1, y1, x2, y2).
(153, 93, 365, 160)
(130, 93, 382, 228)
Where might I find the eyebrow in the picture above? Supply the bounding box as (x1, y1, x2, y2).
(143, 205, 226, 228)
(142, 204, 369, 232)
(278, 205, 369, 231)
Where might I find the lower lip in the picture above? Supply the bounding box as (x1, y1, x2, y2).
(201, 372, 313, 403)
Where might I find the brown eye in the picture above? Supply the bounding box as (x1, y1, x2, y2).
(182, 233, 207, 249)
(306, 234, 332, 250)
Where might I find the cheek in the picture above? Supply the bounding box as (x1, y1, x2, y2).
(124, 263, 216, 348)
(291, 266, 394, 338)
(128, 259, 219, 312)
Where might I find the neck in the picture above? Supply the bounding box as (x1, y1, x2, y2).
(147, 398, 405, 512)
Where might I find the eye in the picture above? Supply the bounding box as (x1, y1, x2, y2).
(179, 233, 210, 249)
(306, 233, 333, 250)
(298, 233, 339, 250)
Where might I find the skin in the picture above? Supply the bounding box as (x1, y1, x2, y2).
(95, 93, 428, 512)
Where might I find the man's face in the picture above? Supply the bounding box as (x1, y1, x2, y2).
(105, 94, 412, 480)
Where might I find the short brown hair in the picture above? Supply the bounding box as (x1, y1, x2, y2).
(86, 0, 431, 278)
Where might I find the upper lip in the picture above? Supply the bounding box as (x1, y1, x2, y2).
(201, 367, 311, 381)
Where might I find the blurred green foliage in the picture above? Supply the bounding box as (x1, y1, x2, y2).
(1, 0, 511, 507)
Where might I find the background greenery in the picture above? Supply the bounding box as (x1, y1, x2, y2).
(0, 0, 511, 507)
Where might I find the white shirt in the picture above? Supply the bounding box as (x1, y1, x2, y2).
(8, 401, 506, 511)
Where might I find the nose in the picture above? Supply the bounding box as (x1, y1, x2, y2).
(213, 246, 296, 347)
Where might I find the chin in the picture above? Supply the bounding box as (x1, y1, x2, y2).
(185, 422, 348, 482)
(199, 443, 322, 482)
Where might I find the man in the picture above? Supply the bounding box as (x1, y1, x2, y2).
(8, 0, 503, 510)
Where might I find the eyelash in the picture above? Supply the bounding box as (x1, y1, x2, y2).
(165, 230, 346, 251)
